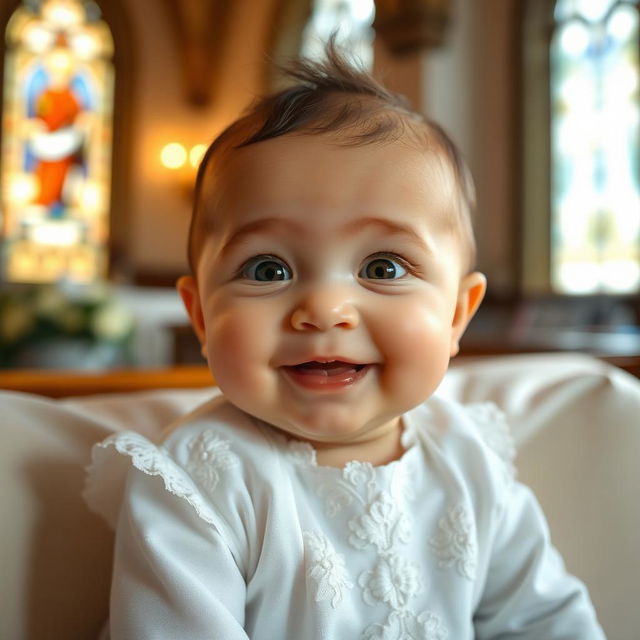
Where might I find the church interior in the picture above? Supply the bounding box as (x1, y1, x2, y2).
(1, 4, 639, 639)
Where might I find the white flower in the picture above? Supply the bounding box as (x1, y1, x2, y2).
(304, 531, 353, 608)
(343, 460, 373, 488)
(363, 609, 448, 640)
(91, 302, 133, 341)
(349, 492, 410, 551)
(430, 504, 477, 581)
(415, 611, 449, 639)
(359, 554, 421, 609)
(187, 431, 239, 494)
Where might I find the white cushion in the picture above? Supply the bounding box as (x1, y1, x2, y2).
(445, 353, 640, 640)
(1, 354, 637, 639)
(0, 388, 214, 640)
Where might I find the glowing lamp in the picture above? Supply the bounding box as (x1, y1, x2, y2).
(189, 144, 207, 168)
(161, 141, 209, 200)
(160, 142, 187, 169)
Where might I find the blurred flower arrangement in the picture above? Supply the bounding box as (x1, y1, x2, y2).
(0, 283, 135, 369)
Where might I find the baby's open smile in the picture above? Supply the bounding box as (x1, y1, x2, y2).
(281, 359, 371, 391)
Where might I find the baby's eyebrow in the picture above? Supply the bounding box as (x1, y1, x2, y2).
(219, 217, 304, 257)
(345, 217, 434, 254)
(218, 215, 434, 257)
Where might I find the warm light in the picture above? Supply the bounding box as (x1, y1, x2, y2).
(9, 174, 38, 204)
(189, 144, 207, 168)
(48, 47, 74, 76)
(71, 32, 99, 59)
(42, 0, 84, 28)
(13, 247, 37, 278)
(160, 142, 187, 169)
(80, 182, 103, 213)
(22, 24, 54, 53)
(30, 221, 81, 247)
(70, 249, 94, 280)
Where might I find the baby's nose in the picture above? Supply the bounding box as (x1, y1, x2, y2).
(290, 288, 359, 331)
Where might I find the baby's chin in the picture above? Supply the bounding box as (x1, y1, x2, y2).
(266, 413, 403, 447)
(220, 388, 406, 449)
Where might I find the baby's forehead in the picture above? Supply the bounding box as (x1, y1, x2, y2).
(204, 127, 457, 199)
(202, 138, 456, 232)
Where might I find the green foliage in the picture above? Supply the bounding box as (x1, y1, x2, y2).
(0, 283, 134, 367)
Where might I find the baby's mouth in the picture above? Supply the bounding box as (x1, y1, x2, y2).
(289, 361, 366, 376)
(282, 361, 369, 389)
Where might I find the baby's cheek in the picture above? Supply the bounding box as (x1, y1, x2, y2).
(205, 311, 266, 390)
(378, 305, 452, 395)
(387, 305, 449, 355)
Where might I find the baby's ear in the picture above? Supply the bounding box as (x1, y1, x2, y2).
(177, 275, 207, 354)
(450, 271, 486, 357)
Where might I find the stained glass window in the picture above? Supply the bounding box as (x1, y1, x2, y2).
(301, 0, 375, 68)
(551, 0, 640, 293)
(1, 0, 114, 284)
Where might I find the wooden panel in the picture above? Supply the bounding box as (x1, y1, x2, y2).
(0, 365, 214, 398)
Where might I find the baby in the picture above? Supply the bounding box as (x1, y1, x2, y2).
(86, 45, 605, 639)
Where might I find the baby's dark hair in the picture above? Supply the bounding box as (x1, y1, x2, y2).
(188, 42, 476, 275)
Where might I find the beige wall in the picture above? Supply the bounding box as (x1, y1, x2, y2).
(421, 0, 518, 295)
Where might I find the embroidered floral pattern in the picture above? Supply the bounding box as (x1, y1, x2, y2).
(429, 504, 477, 581)
(359, 553, 421, 608)
(187, 431, 239, 494)
(467, 403, 516, 479)
(348, 491, 411, 552)
(362, 610, 448, 640)
(314, 459, 447, 639)
(98, 431, 217, 525)
(303, 531, 353, 608)
(343, 460, 377, 491)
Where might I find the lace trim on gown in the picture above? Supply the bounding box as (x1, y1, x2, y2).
(85, 431, 221, 528)
(282, 416, 419, 471)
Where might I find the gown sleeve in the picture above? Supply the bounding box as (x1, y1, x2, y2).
(473, 479, 606, 639)
(109, 466, 250, 639)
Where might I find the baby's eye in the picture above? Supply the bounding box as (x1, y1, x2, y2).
(241, 256, 292, 282)
(359, 255, 408, 280)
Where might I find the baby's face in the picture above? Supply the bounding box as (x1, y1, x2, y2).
(180, 134, 485, 451)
